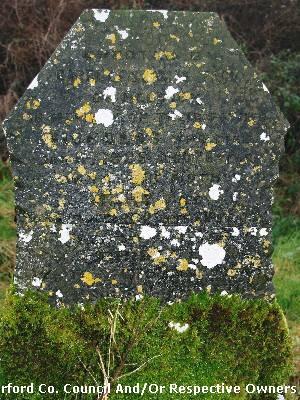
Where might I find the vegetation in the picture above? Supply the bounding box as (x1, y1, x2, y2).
(0, 160, 14, 299)
(0, 290, 293, 400)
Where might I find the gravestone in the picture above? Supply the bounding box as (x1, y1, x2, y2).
(3, 9, 289, 304)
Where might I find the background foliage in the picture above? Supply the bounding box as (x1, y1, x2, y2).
(0, 0, 299, 391)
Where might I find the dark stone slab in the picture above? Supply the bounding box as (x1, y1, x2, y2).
(3, 10, 289, 304)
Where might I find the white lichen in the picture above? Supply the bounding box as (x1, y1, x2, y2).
(208, 184, 223, 200)
(148, 9, 168, 19)
(168, 321, 189, 333)
(260, 132, 270, 141)
(19, 230, 33, 243)
(140, 225, 157, 239)
(232, 174, 241, 183)
(174, 75, 186, 84)
(164, 86, 179, 99)
(95, 108, 114, 127)
(28, 75, 39, 89)
(93, 9, 110, 22)
(198, 242, 226, 268)
(231, 227, 240, 236)
(58, 224, 72, 244)
(168, 110, 182, 120)
(103, 86, 117, 103)
(259, 228, 268, 236)
(32, 277, 42, 287)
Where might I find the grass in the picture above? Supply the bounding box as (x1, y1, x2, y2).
(0, 160, 15, 299)
(273, 216, 300, 386)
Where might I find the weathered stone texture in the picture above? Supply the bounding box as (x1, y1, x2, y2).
(3, 10, 289, 303)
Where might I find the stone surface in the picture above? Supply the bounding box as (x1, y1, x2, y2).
(3, 10, 289, 304)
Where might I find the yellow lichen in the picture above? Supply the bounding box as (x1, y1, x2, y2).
(89, 78, 96, 86)
(115, 52, 122, 60)
(111, 185, 123, 194)
(64, 156, 74, 163)
(132, 214, 140, 222)
(85, 113, 95, 123)
(247, 118, 256, 127)
(153, 255, 167, 265)
(54, 174, 67, 183)
(149, 92, 157, 101)
(73, 77, 81, 88)
(205, 142, 217, 151)
(89, 185, 99, 193)
(77, 165, 87, 175)
(22, 113, 32, 120)
(104, 69, 110, 76)
(114, 75, 121, 82)
(147, 247, 167, 265)
(137, 285, 143, 293)
(252, 165, 262, 173)
(88, 171, 97, 179)
(26, 99, 41, 109)
(153, 21, 160, 28)
(169, 102, 177, 109)
(193, 121, 202, 129)
(149, 198, 166, 214)
(94, 195, 100, 203)
(244, 255, 261, 268)
(143, 69, 157, 84)
(213, 38, 222, 45)
(122, 204, 130, 213)
(132, 186, 149, 202)
(147, 247, 159, 258)
(129, 164, 145, 185)
(81, 272, 101, 286)
(33, 99, 41, 109)
(106, 33, 116, 44)
(263, 240, 271, 249)
(196, 269, 203, 279)
(58, 198, 65, 210)
(179, 92, 192, 100)
(109, 208, 117, 216)
(42, 132, 57, 150)
(132, 96, 137, 104)
(177, 259, 189, 271)
(170, 34, 180, 42)
(111, 279, 118, 285)
(144, 127, 153, 137)
(154, 51, 176, 60)
(180, 198, 186, 207)
(76, 102, 91, 117)
(227, 269, 237, 277)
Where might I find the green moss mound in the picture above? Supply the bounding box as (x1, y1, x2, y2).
(0, 289, 292, 400)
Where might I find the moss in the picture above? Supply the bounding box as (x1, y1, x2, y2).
(0, 289, 293, 400)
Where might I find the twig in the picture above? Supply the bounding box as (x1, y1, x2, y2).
(115, 354, 162, 382)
